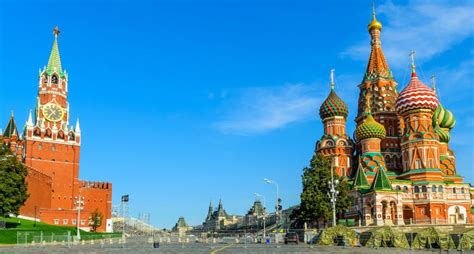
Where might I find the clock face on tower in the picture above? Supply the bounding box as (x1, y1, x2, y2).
(42, 103, 64, 122)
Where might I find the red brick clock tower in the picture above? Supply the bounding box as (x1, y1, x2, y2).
(16, 27, 113, 232)
(24, 27, 81, 210)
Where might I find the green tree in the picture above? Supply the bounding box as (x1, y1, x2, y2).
(89, 208, 103, 232)
(295, 154, 352, 227)
(0, 147, 29, 217)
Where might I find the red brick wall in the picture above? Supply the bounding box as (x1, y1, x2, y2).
(19, 167, 52, 218)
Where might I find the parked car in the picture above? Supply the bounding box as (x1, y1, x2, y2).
(284, 232, 299, 244)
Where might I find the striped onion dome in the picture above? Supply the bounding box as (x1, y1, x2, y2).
(396, 72, 438, 115)
(432, 103, 456, 129)
(319, 89, 349, 119)
(355, 113, 386, 141)
(434, 125, 450, 143)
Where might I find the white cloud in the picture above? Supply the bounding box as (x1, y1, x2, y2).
(342, 0, 474, 69)
(214, 84, 324, 135)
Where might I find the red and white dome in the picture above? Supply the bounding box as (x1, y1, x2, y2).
(396, 73, 438, 115)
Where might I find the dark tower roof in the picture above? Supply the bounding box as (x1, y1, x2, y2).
(3, 113, 18, 138)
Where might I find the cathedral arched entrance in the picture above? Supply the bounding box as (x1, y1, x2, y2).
(403, 205, 413, 224)
(448, 206, 467, 224)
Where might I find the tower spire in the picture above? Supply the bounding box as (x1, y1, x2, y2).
(27, 110, 34, 127)
(47, 26, 62, 73)
(431, 75, 437, 93)
(330, 69, 335, 90)
(409, 50, 416, 77)
(368, 1, 382, 32)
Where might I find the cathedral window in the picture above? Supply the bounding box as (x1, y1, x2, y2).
(421, 186, 427, 192)
(414, 186, 420, 193)
(438, 186, 443, 192)
(453, 188, 457, 194)
(395, 186, 401, 191)
(432, 186, 436, 192)
(461, 188, 465, 194)
(388, 127, 394, 136)
(403, 186, 408, 193)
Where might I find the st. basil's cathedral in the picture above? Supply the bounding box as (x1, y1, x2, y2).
(1, 27, 113, 232)
(316, 9, 472, 226)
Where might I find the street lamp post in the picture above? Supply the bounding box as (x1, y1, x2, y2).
(328, 157, 339, 227)
(263, 178, 280, 222)
(254, 193, 266, 239)
(74, 191, 85, 240)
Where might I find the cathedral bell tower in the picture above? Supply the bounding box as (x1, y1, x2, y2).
(355, 7, 402, 172)
(316, 70, 354, 177)
(24, 27, 81, 210)
(396, 52, 442, 182)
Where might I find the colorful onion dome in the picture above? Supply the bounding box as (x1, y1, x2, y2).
(432, 104, 456, 129)
(396, 72, 438, 115)
(319, 89, 349, 119)
(434, 125, 450, 143)
(368, 15, 382, 32)
(355, 113, 386, 141)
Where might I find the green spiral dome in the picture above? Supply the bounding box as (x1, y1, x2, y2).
(432, 104, 456, 129)
(319, 89, 349, 119)
(434, 125, 450, 143)
(355, 113, 386, 141)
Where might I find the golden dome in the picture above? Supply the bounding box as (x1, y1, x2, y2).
(368, 16, 382, 32)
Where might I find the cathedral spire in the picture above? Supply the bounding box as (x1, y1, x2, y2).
(409, 50, 416, 77)
(368, 2, 382, 32)
(431, 75, 437, 93)
(330, 69, 335, 90)
(46, 26, 62, 74)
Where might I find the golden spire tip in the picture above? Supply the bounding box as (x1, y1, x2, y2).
(53, 26, 60, 37)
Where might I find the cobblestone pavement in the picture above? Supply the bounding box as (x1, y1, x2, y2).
(0, 238, 470, 253)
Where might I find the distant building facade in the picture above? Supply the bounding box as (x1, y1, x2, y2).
(1, 27, 112, 232)
(172, 217, 192, 236)
(202, 200, 241, 231)
(243, 199, 265, 228)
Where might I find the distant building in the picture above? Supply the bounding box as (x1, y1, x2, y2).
(202, 200, 241, 231)
(172, 217, 192, 236)
(243, 199, 265, 228)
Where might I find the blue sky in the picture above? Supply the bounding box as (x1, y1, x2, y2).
(0, 0, 473, 228)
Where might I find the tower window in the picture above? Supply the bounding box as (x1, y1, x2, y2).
(52, 75, 58, 84)
(414, 186, 420, 193)
(438, 185, 443, 193)
(421, 185, 427, 192)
